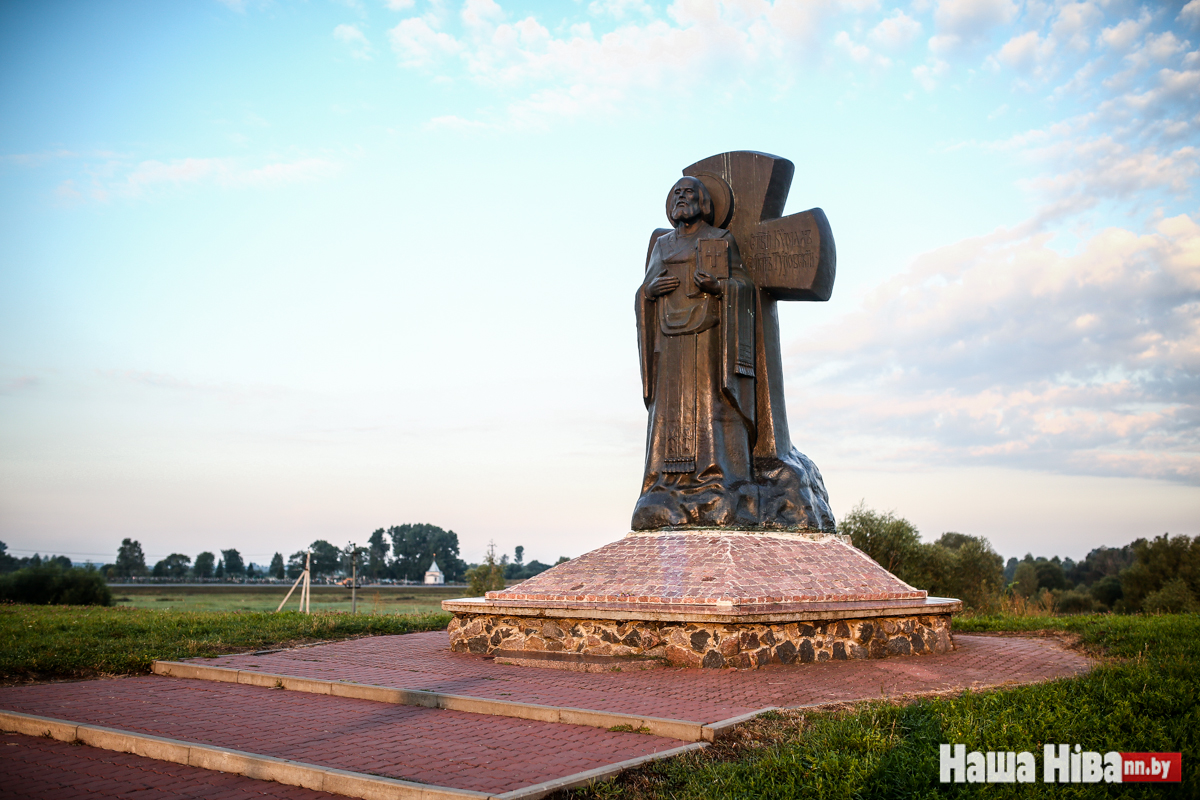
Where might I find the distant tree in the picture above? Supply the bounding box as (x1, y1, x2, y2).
(927, 533, 1004, 610)
(555, 556, 570, 565)
(1090, 575, 1123, 609)
(245, 563, 257, 578)
(388, 524, 467, 582)
(466, 542, 505, 595)
(114, 539, 147, 578)
(0, 562, 111, 606)
(308, 540, 341, 576)
(215, 559, 225, 579)
(1003, 557, 1019, 583)
(840, 504, 921, 576)
(269, 553, 285, 579)
(1013, 562, 1039, 598)
(521, 560, 554, 578)
(287, 551, 309, 578)
(514, 546, 524, 566)
(193, 552, 215, 579)
(221, 549, 245, 577)
(0, 541, 17, 574)
(152, 553, 191, 579)
(1141, 578, 1200, 614)
(1069, 544, 1136, 587)
(366, 529, 389, 580)
(1121, 534, 1200, 611)
(1035, 561, 1066, 592)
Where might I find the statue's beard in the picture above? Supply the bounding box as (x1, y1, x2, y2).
(671, 203, 700, 224)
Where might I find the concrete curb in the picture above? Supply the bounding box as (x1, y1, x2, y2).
(0, 709, 488, 800)
(700, 706, 779, 742)
(0, 708, 707, 800)
(494, 741, 708, 800)
(153, 660, 713, 742)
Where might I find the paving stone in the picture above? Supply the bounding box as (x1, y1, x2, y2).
(0, 731, 339, 799)
(0, 678, 684, 795)
(175, 631, 1092, 724)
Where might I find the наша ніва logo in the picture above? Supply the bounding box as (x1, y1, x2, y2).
(940, 744, 1181, 783)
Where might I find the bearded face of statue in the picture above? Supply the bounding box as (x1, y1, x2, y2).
(667, 177, 713, 227)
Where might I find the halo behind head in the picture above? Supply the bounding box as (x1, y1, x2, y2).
(693, 173, 733, 229)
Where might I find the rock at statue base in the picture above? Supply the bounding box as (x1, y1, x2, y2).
(444, 530, 962, 669)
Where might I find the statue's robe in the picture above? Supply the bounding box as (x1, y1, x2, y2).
(633, 223, 759, 529)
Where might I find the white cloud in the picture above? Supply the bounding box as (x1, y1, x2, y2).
(334, 23, 374, 60)
(1098, 10, 1151, 52)
(996, 29, 1055, 76)
(929, 0, 1018, 55)
(71, 156, 340, 201)
(1050, 2, 1102, 52)
(787, 214, 1200, 483)
(462, 0, 504, 29)
(912, 58, 949, 90)
(834, 30, 890, 65)
(388, 16, 463, 68)
(1182, 0, 1200, 28)
(385, 0, 415, 9)
(868, 9, 921, 50)
(589, 0, 652, 19)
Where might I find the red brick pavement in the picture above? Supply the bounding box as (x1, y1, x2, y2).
(1, 731, 340, 800)
(180, 631, 1093, 723)
(487, 532, 926, 607)
(0, 677, 684, 795)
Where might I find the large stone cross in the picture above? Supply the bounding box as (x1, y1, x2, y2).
(682, 151, 836, 462)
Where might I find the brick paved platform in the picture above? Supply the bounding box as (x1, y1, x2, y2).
(479, 530, 929, 613)
(1, 730, 341, 800)
(0, 677, 685, 796)
(175, 631, 1093, 724)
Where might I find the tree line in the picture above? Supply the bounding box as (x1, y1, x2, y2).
(0, 524, 568, 587)
(843, 504, 1200, 614)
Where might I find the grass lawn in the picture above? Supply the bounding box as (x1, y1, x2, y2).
(0, 604, 451, 683)
(569, 613, 1200, 799)
(106, 583, 468, 615)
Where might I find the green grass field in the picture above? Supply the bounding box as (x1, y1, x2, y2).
(570, 613, 1200, 799)
(0, 604, 451, 683)
(106, 583, 467, 615)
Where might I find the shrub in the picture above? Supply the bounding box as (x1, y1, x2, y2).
(1090, 574, 1123, 609)
(1054, 589, 1095, 615)
(0, 563, 112, 606)
(1142, 578, 1200, 614)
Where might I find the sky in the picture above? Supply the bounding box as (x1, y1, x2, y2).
(1, 0, 1197, 570)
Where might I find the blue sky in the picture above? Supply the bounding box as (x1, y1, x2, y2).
(1, 0, 1197, 569)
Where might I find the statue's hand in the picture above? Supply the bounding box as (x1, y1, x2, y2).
(694, 270, 723, 296)
(647, 274, 681, 298)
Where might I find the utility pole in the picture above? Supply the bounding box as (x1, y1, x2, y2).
(351, 545, 358, 615)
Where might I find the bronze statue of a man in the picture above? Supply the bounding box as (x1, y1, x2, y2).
(633, 177, 758, 528)
(633, 153, 837, 532)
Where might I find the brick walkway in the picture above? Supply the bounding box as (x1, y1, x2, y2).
(1, 731, 339, 800)
(0, 677, 683, 795)
(0, 631, 1093, 799)
(179, 631, 1093, 723)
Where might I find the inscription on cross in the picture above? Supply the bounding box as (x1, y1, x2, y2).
(684, 151, 835, 301)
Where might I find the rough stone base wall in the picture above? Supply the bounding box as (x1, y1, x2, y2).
(447, 613, 953, 669)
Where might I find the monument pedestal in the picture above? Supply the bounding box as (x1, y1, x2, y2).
(444, 531, 961, 669)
